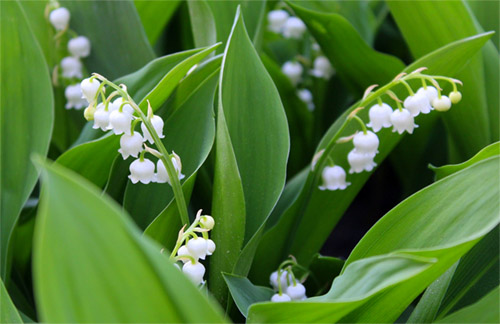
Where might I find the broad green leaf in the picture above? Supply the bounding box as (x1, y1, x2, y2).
(223, 273, 274, 317)
(247, 254, 434, 323)
(250, 32, 493, 285)
(61, 0, 155, 79)
(307, 254, 344, 295)
(188, 0, 217, 48)
(387, 0, 491, 160)
(134, 0, 181, 46)
(1, 279, 23, 323)
(431, 142, 500, 180)
(0, 0, 54, 279)
(57, 45, 219, 187)
(435, 286, 499, 323)
(468, 0, 499, 49)
(33, 159, 226, 323)
(288, 1, 405, 94)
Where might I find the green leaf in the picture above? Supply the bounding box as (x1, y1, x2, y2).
(1, 279, 23, 323)
(387, 0, 492, 160)
(223, 273, 274, 317)
(247, 254, 434, 323)
(1, 0, 54, 278)
(33, 158, 226, 323)
(187, 0, 217, 48)
(250, 32, 493, 285)
(308, 254, 345, 295)
(430, 142, 500, 180)
(288, 1, 405, 93)
(435, 287, 499, 323)
(61, 0, 155, 79)
(134, 0, 181, 46)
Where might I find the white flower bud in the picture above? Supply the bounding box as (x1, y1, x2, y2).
(416, 86, 438, 104)
(297, 89, 315, 111)
(177, 245, 192, 263)
(282, 17, 306, 39)
(49, 7, 70, 31)
(186, 237, 208, 260)
(111, 97, 134, 114)
(84, 105, 96, 121)
(200, 215, 215, 230)
(64, 84, 87, 109)
(319, 166, 350, 191)
(270, 270, 293, 291)
(68, 36, 91, 58)
(92, 103, 111, 131)
(432, 96, 452, 112)
(449, 91, 462, 104)
(60, 56, 82, 79)
(404, 93, 432, 116)
(390, 108, 418, 134)
(141, 115, 165, 144)
(182, 261, 205, 285)
(282, 61, 303, 86)
(286, 283, 306, 300)
(109, 110, 133, 135)
(267, 10, 289, 33)
(271, 293, 292, 302)
(128, 158, 155, 184)
(310, 56, 334, 79)
(206, 239, 216, 256)
(352, 131, 379, 157)
(118, 132, 144, 159)
(81, 78, 100, 103)
(348, 149, 377, 174)
(367, 103, 393, 132)
(156, 156, 185, 185)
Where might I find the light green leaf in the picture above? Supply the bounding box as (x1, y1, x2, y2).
(435, 286, 499, 323)
(188, 0, 217, 48)
(33, 158, 226, 323)
(1, 279, 23, 323)
(0, 0, 54, 279)
(223, 273, 274, 317)
(134, 0, 181, 46)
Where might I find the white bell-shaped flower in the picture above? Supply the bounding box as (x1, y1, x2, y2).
(416, 86, 438, 104)
(348, 149, 377, 174)
(270, 270, 293, 291)
(68, 36, 91, 58)
(177, 245, 193, 263)
(267, 10, 289, 33)
(64, 84, 87, 109)
(186, 237, 208, 260)
(109, 110, 133, 135)
(49, 7, 70, 31)
(282, 17, 306, 39)
(449, 91, 462, 104)
(156, 154, 185, 185)
(404, 93, 432, 116)
(60, 56, 82, 79)
(286, 283, 306, 300)
(200, 215, 215, 230)
(367, 103, 392, 132)
(81, 78, 100, 103)
(390, 108, 418, 134)
(282, 61, 303, 86)
(118, 132, 144, 159)
(433, 96, 452, 112)
(206, 239, 216, 256)
(352, 131, 379, 157)
(297, 89, 315, 111)
(141, 115, 165, 144)
(110, 97, 135, 114)
(92, 103, 111, 131)
(319, 165, 350, 191)
(182, 261, 205, 285)
(128, 158, 155, 184)
(310, 56, 334, 79)
(271, 293, 292, 302)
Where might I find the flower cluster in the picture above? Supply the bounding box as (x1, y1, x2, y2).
(269, 258, 308, 302)
(81, 74, 184, 186)
(169, 210, 216, 286)
(314, 69, 463, 191)
(48, 3, 92, 110)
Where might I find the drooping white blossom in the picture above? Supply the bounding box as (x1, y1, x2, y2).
(49, 7, 70, 31)
(118, 132, 144, 159)
(271, 293, 292, 302)
(109, 109, 133, 135)
(141, 115, 165, 144)
(92, 103, 111, 131)
(156, 154, 185, 185)
(348, 149, 377, 174)
(111, 97, 134, 115)
(282, 61, 303, 86)
(319, 165, 350, 191)
(297, 88, 315, 111)
(352, 131, 379, 157)
(267, 10, 289, 33)
(128, 158, 155, 184)
(286, 283, 306, 300)
(367, 103, 393, 132)
(270, 270, 293, 291)
(60, 56, 82, 79)
(416, 86, 438, 104)
(182, 261, 206, 285)
(68, 36, 91, 58)
(176, 246, 193, 263)
(186, 237, 208, 260)
(310, 56, 334, 79)
(64, 84, 87, 109)
(432, 96, 452, 112)
(206, 239, 216, 256)
(390, 108, 418, 134)
(404, 93, 432, 116)
(80, 78, 100, 103)
(282, 17, 306, 39)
